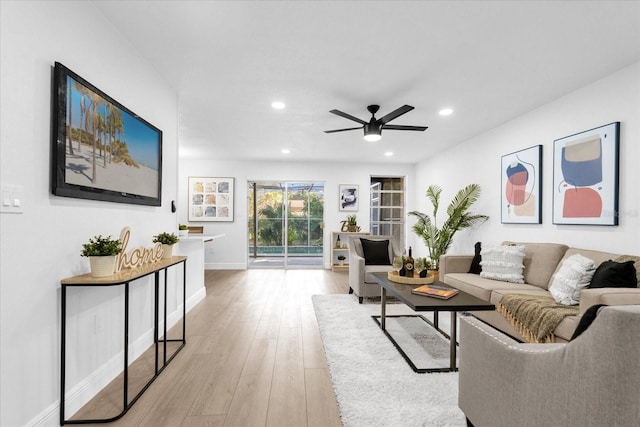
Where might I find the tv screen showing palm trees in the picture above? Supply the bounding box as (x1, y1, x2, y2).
(51, 62, 162, 206)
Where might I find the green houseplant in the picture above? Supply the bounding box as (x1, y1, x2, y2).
(346, 214, 359, 232)
(408, 184, 488, 272)
(153, 232, 179, 259)
(81, 235, 123, 277)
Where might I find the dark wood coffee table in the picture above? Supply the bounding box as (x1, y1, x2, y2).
(371, 272, 494, 373)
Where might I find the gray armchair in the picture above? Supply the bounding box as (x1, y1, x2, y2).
(348, 235, 401, 303)
(458, 305, 640, 427)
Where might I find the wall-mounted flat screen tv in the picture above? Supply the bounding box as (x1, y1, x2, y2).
(51, 62, 162, 206)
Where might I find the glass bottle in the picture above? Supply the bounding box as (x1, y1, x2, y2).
(405, 246, 415, 277)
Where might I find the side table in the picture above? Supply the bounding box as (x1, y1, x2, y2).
(59, 256, 187, 425)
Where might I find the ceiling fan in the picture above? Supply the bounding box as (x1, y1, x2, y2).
(324, 104, 428, 141)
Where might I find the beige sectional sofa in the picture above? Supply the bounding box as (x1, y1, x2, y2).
(440, 242, 640, 342)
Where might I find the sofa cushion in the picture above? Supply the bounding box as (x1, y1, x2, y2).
(589, 260, 638, 288)
(490, 288, 550, 305)
(468, 241, 482, 274)
(480, 245, 525, 283)
(570, 304, 607, 340)
(502, 242, 569, 289)
(550, 248, 620, 288)
(613, 255, 640, 286)
(445, 273, 541, 301)
(548, 254, 596, 305)
(360, 238, 391, 265)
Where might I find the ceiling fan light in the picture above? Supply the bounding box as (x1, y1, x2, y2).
(364, 122, 382, 142)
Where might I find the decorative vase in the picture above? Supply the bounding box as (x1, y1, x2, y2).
(89, 255, 117, 277)
(419, 269, 428, 278)
(162, 244, 174, 259)
(338, 260, 345, 266)
(347, 225, 358, 232)
(178, 229, 189, 237)
(428, 269, 439, 280)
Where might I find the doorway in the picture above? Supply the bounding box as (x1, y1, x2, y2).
(370, 176, 406, 254)
(248, 181, 324, 269)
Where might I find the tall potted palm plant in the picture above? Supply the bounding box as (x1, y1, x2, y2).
(408, 184, 488, 272)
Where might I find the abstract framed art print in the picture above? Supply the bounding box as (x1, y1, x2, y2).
(188, 177, 234, 222)
(501, 145, 542, 224)
(552, 122, 619, 225)
(339, 184, 359, 211)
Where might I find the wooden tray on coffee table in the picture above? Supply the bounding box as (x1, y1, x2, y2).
(387, 270, 435, 285)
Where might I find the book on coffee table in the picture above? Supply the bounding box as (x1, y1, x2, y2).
(411, 284, 459, 300)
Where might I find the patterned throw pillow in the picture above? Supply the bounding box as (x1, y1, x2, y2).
(549, 254, 596, 305)
(480, 245, 525, 283)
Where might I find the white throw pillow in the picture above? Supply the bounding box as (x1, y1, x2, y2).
(549, 254, 596, 305)
(480, 245, 525, 284)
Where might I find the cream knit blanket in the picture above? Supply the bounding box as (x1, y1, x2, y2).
(497, 294, 579, 343)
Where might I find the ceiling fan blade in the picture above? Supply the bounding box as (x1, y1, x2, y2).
(379, 105, 414, 125)
(382, 124, 428, 131)
(329, 109, 367, 125)
(324, 126, 363, 134)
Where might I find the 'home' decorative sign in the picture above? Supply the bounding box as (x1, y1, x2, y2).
(116, 227, 164, 271)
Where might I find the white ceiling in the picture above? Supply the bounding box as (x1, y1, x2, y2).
(94, 1, 640, 164)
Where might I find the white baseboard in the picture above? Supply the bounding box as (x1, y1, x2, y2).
(186, 286, 206, 312)
(29, 289, 206, 427)
(204, 262, 246, 270)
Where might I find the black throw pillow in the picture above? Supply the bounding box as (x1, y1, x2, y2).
(468, 241, 482, 274)
(570, 304, 607, 341)
(589, 260, 638, 289)
(360, 239, 390, 265)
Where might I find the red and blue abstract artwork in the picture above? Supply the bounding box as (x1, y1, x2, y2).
(553, 122, 619, 225)
(501, 145, 542, 224)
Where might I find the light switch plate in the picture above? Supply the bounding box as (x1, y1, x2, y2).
(0, 184, 24, 214)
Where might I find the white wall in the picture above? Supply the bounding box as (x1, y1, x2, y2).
(0, 2, 181, 426)
(411, 62, 640, 257)
(178, 159, 415, 269)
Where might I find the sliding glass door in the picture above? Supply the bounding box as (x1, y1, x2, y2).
(248, 181, 324, 269)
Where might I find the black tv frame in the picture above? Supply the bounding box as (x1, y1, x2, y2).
(51, 62, 162, 206)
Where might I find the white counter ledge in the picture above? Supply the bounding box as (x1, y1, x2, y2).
(176, 234, 225, 305)
(181, 233, 226, 242)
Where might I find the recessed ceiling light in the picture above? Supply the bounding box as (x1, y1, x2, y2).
(439, 108, 454, 116)
(384, 151, 394, 156)
(272, 101, 286, 110)
(281, 148, 290, 154)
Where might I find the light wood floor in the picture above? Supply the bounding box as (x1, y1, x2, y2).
(72, 269, 348, 426)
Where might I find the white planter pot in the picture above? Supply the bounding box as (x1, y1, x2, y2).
(178, 230, 189, 237)
(162, 244, 174, 259)
(89, 255, 117, 277)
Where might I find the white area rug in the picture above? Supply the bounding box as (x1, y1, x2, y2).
(312, 294, 466, 427)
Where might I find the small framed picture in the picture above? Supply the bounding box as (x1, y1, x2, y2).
(188, 177, 234, 222)
(339, 184, 359, 211)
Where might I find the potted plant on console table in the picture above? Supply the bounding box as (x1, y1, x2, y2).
(81, 235, 123, 277)
(153, 232, 179, 259)
(408, 184, 488, 278)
